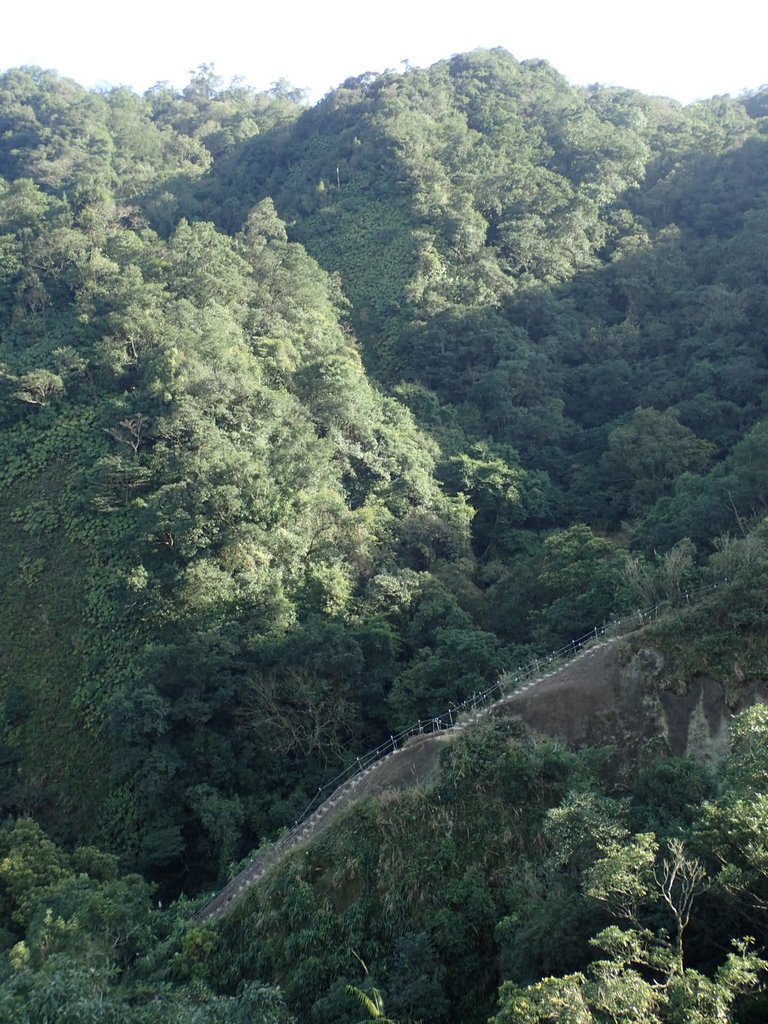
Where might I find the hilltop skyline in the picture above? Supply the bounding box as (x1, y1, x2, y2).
(3, 0, 766, 104)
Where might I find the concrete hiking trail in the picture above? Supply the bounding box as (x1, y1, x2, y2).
(197, 633, 624, 924)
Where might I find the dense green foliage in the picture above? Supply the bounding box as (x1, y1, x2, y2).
(5, 699, 768, 1023)
(1, 49, 768, 1021)
(183, 702, 768, 1024)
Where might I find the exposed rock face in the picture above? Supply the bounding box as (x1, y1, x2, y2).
(199, 632, 767, 920)
(491, 641, 627, 750)
(490, 635, 765, 770)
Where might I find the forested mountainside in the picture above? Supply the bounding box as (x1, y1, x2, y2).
(1, 49, 768, 1021)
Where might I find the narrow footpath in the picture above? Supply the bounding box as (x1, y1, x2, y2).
(198, 634, 623, 923)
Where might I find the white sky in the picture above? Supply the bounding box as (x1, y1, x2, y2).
(2, 0, 766, 105)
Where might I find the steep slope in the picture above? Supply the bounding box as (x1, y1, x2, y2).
(197, 636, 626, 924)
(198, 51, 768, 553)
(2, 52, 768, 904)
(0, 78, 475, 883)
(2, 56, 768, 1024)
(198, 583, 768, 1024)
(199, 581, 764, 923)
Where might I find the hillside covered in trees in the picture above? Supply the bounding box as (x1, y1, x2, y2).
(1, 49, 768, 1021)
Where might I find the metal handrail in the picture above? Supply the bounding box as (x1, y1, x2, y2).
(197, 579, 727, 921)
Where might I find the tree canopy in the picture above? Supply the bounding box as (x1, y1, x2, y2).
(2, 50, 768, 1024)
